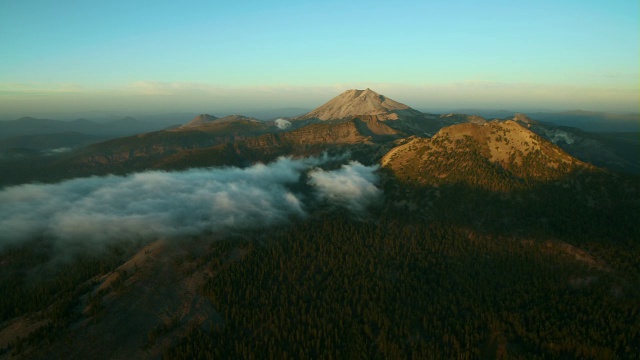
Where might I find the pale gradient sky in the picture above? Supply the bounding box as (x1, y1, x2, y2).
(1, 0, 638, 118)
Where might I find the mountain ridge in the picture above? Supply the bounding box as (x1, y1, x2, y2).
(1, 88, 638, 187)
(179, 114, 219, 128)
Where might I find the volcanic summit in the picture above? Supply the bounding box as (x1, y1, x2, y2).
(298, 88, 423, 121)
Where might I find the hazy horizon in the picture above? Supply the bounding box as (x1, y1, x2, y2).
(1, 86, 639, 123)
(1, 1, 638, 118)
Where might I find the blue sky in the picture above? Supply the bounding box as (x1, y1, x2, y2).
(0, 0, 638, 117)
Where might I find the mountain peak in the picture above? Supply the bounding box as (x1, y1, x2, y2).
(382, 120, 589, 189)
(298, 88, 417, 121)
(512, 113, 538, 125)
(180, 114, 218, 128)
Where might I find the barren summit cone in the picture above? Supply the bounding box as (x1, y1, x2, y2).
(299, 88, 422, 121)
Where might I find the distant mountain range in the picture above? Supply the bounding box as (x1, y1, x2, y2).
(0, 116, 174, 139)
(0, 89, 638, 186)
(439, 109, 639, 132)
(0, 116, 184, 154)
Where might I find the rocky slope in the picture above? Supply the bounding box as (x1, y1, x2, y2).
(382, 120, 592, 190)
(508, 114, 639, 174)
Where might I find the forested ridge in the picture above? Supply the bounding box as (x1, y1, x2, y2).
(165, 213, 639, 359)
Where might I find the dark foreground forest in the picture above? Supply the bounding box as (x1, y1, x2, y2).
(1, 178, 638, 359)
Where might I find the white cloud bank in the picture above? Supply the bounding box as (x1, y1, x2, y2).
(0, 156, 381, 253)
(275, 118, 292, 130)
(308, 162, 381, 213)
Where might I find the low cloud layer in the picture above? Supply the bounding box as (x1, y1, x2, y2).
(45, 147, 72, 155)
(308, 162, 381, 213)
(275, 118, 292, 130)
(0, 156, 381, 253)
